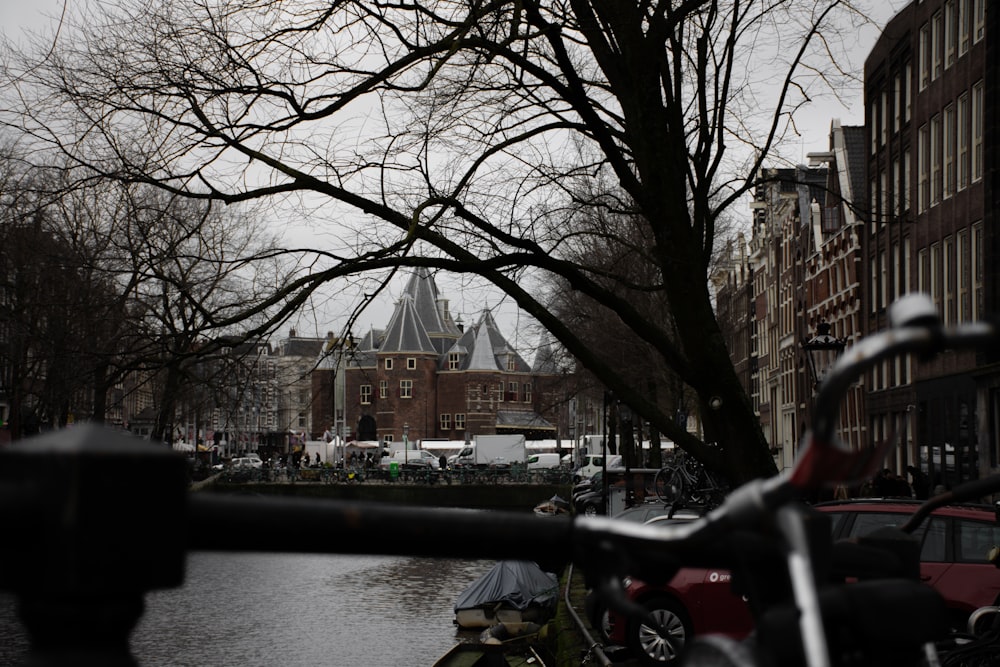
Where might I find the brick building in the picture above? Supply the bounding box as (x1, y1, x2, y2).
(863, 0, 999, 486)
(330, 269, 561, 445)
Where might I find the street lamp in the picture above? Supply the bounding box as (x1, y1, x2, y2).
(803, 322, 846, 390)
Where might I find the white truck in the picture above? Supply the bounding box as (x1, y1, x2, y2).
(447, 434, 526, 468)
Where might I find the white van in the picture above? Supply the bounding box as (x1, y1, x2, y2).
(575, 454, 622, 481)
(526, 453, 562, 469)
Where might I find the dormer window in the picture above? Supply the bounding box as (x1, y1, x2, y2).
(507, 355, 516, 371)
(448, 352, 460, 370)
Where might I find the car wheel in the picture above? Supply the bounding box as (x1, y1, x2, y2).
(627, 596, 691, 666)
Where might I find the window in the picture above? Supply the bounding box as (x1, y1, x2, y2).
(870, 101, 878, 153)
(455, 413, 466, 430)
(918, 248, 929, 294)
(880, 249, 888, 310)
(932, 12, 943, 79)
(440, 413, 451, 430)
(383, 435, 394, 444)
(905, 63, 912, 121)
(918, 124, 929, 212)
(893, 241, 901, 300)
(944, 236, 955, 325)
(931, 243, 942, 311)
(974, 0, 984, 43)
(507, 355, 516, 371)
(497, 381, 504, 402)
(892, 160, 901, 216)
(400, 379, 413, 399)
(880, 170, 888, 221)
(406, 358, 416, 370)
(930, 114, 942, 205)
(893, 75, 901, 132)
(972, 81, 984, 181)
(448, 352, 460, 370)
(507, 381, 519, 402)
(379, 380, 388, 399)
(384, 358, 393, 370)
(903, 150, 911, 211)
(957, 520, 1000, 563)
(524, 383, 532, 403)
(944, 104, 955, 198)
(919, 24, 930, 89)
(958, 229, 970, 322)
(361, 384, 372, 405)
(972, 222, 983, 320)
(945, 1, 956, 68)
(881, 91, 888, 145)
(959, 0, 970, 55)
(958, 93, 969, 190)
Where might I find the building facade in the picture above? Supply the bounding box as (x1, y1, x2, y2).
(328, 269, 562, 446)
(864, 0, 999, 488)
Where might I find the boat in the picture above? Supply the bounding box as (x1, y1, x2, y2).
(433, 623, 554, 667)
(532, 495, 570, 516)
(453, 561, 560, 629)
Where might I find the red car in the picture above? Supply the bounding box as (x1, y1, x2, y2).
(595, 512, 753, 666)
(815, 499, 1000, 628)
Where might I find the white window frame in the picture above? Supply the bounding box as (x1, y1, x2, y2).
(932, 12, 943, 80)
(972, 81, 984, 182)
(919, 24, 930, 90)
(400, 379, 413, 399)
(440, 413, 451, 430)
(406, 357, 416, 370)
(360, 384, 372, 405)
(959, 0, 970, 55)
(379, 380, 388, 399)
(944, 104, 955, 198)
(958, 93, 969, 190)
(945, 1, 956, 68)
(958, 229, 970, 322)
(944, 236, 955, 325)
(384, 358, 393, 370)
(455, 413, 466, 430)
(918, 124, 929, 212)
(930, 114, 942, 206)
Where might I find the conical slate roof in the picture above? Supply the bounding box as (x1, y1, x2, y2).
(466, 318, 502, 371)
(402, 268, 462, 337)
(379, 294, 437, 354)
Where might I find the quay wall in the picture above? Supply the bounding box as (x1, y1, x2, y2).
(201, 480, 573, 512)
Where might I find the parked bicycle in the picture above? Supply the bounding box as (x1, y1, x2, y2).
(653, 451, 729, 509)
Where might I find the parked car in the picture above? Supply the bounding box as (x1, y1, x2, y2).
(378, 449, 441, 470)
(526, 453, 562, 469)
(594, 511, 752, 666)
(814, 498, 1000, 628)
(227, 456, 263, 470)
(574, 454, 622, 482)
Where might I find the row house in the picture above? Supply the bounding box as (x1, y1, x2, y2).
(720, 0, 998, 487)
(320, 269, 562, 446)
(864, 0, 999, 488)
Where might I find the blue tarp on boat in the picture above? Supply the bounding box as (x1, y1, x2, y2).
(454, 560, 559, 613)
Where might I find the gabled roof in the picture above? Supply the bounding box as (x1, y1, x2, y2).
(379, 294, 438, 354)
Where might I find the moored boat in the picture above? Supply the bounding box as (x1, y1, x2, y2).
(453, 561, 559, 629)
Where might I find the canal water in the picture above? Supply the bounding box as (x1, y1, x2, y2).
(0, 553, 496, 667)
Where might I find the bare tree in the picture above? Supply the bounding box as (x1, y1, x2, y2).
(0, 0, 877, 482)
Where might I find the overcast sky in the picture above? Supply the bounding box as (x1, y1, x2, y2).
(2, 0, 910, 346)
